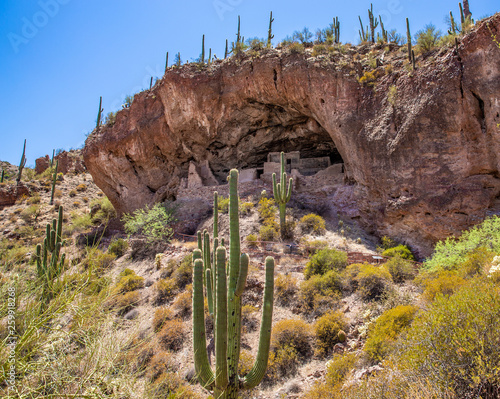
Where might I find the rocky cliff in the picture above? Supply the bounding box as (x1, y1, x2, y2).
(83, 14, 500, 258)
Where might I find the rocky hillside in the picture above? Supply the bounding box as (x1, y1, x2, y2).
(83, 14, 500, 259)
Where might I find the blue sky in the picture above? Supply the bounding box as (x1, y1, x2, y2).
(0, 0, 498, 166)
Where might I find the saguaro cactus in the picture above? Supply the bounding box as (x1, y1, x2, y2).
(201, 34, 205, 64)
(359, 16, 369, 42)
(267, 11, 274, 48)
(16, 139, 27, 184)
(49, 160, 59, 205)
(406, 18, 412, 62)
(165, 51, 169, 73)
(192, 170, 275, 399)
(35, 205, 66, 295)
(96, 96, 104, 129)
(333, 16, 340, 44)
(1, 169, 4, 183)
(272, 152, 293, 240)
(368, 3, 379, 43)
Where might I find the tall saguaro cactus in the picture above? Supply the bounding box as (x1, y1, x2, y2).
(272, 152, 293, 240)
(35, 206, 66, 300)
(267, 11, 274, 48)
(333, 16, 340, 44)
(406, 18, 412, 62)
(1, 169, 5, 183)
(49, 160, 59, 206)
(96, 96, 104, 129)
(16, 139, 27, 184)
(368, 3, 379, 43)
(192, 170, 275, 399)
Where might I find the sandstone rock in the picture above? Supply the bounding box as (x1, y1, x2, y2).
(0, 183, 30, 209)
(83, 14, 500, 258)
(35, 150, 86, 175)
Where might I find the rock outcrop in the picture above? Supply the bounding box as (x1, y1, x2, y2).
(35, 150, 86, 175)
(83, 14, 500, 258)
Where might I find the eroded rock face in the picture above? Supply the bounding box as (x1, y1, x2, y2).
(83, 14, 500, 258)
(35, 150, 86, 175)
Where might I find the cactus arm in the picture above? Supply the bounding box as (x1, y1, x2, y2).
(16, 139, 27, 183)
(203, 230, 211, 285)
(193, 258, 215, 389)
(272, 173, 279, 202)
(286, 178, 293, 202)
(215, 247, 228, 391)
(36, 244, 42, 276)
(213, 191, 219, 239)
(206, 269, 214, 316)
(234, 253, 249, 297)
(241, 256, 275, 389)
(197, 231, 202, 251)
(56, 206, 63, 243)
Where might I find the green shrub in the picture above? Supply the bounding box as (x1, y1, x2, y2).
(112, 291, 141, 315)
(384, 256, 415, 283)
(259, 224, 279, 242)
(82, 248, 116, 275)
(424, 216, 500, 272)
(382, 245, 414, 260)
(257, 197, 277, 220)
(415, 24, 442, 53)
(364, 305, 418, 362)
(271, 318, 314, 359)
(246, 233, 259, 248)
(288, 42, 305, 54)
(266, 344, 300, 381)
(154, 278, 177, 305)
(122, 203, 175, 244)
(20, 205, 40, 224)
(299, 213, 326, 234)
(90, 197, 116, 225)
(158, 319, 185, 351)
(312, 44, 328, 57)
(299, 271, 342, 314)
(315, 311, 348, 357)
(107, 238, 129, 258)
(355, 264, 393, 300)
(172, 254, 192, 289)
(240, 201, 254, 214)
(455, 246, 495, 277)
(217, 195, 229, 214)
(304, 248, 348, 279)
(275, 273, 298, 307)
(114, 269, 144, 294)
(397, 279, 500, 398)
(152, 307, 174, 332)
(325, 352, 357, 387)
(419, 270, 466, 302)
(172, 289, 192, 318)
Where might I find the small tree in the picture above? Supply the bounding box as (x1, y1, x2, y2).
(415, 24, 442, 53)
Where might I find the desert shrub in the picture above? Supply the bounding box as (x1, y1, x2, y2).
(288, 42, 305, 54)
(240, 201, 254, 214)
(382, 244, 414, 260)
(146, 350, 177, 382)
(299, 271, 342, 314)
(325, 352, 357, 387)
(275, 273, 298, 306)
(246, 233, 259, 248)
(488, 255, 500, 283)
(26, 193, 41, 204)
(20, 205, 40, 224)
(415, 24, 442, 53)
(217, 195, 229, 213)
(154, 278, 177, 305)
(364, 305, 418, 362)
(107, 238, 128, 257)
(259, 224, 279, 242)
(266, 344, 300, 381)
(172, 254, 192, 289)
(271, 318, 314, 359)
(384, 256, 416, 283)
(76, 183, 87, 192)
(238, 350, 255, 376)
(158, 319, 185, 351)
(419, 270, 466, 302)
(299, 213, 326, 234)
(146, 371, 200, 399)
(90, 197, 116, 225)
(70, 213, 92, 232)
(355, 264, 393, 300)
(397, 279, 500, 398)
(358, 70, 377, 86)
(455, 246, 495, 277)
(302, 238, 329, 255)
(81, 248, 116, 275)
(315, 310, 348, 357)
(114, 268, 144, 294)
(424, 216, 500, 272)
(257, 197, 277, 220)
(122, 203, 175, 244)
(113, 291, 141, 315)
(172, 289, 192, 318)
(153, 307, 174, 332)
(304, 248, 348, 279)
(312, 43, 328, 57)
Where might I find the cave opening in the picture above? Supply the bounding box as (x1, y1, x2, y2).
(207, 109, 344, 182)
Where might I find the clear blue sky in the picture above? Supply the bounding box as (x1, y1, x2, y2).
(0, 0, 498, 166)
